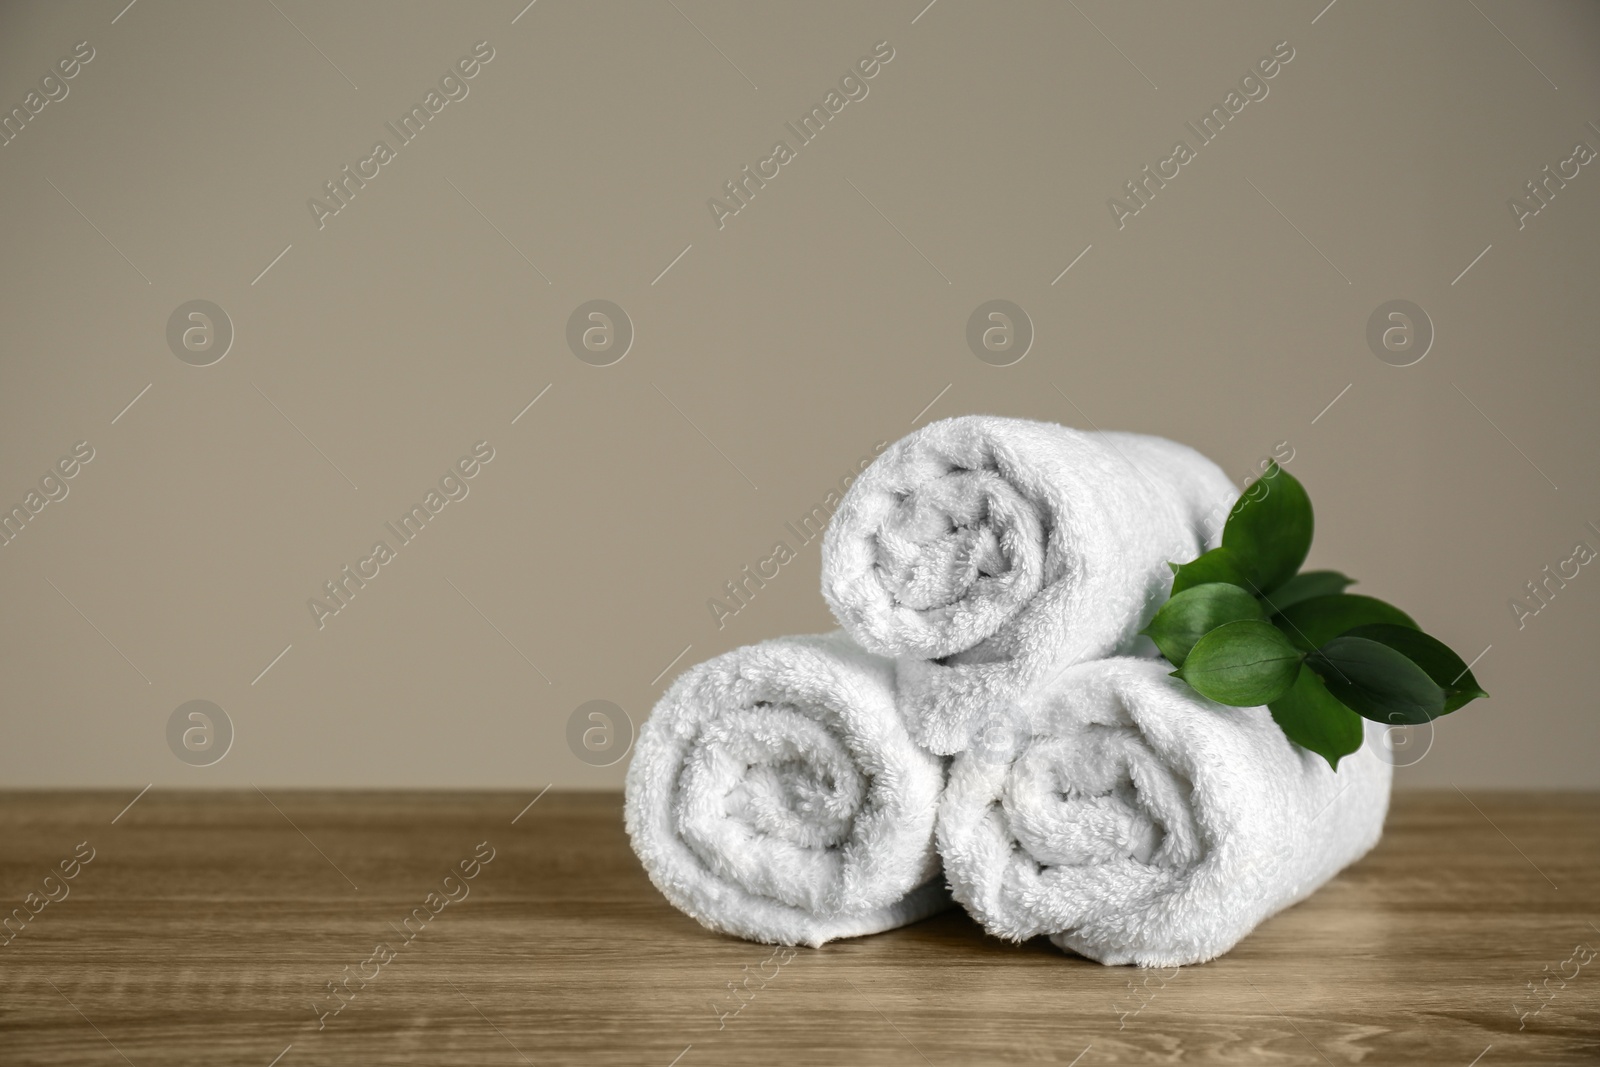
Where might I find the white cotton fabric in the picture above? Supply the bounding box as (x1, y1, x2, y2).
(624, 632, 949, 947)
(821, 415, 1237, 754)
(938, 657, 1392, 966)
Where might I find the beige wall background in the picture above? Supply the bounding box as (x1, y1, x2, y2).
(1, 0, 1596, 790)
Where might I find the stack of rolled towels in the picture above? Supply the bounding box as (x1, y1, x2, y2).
(625, 415, 1391, 966)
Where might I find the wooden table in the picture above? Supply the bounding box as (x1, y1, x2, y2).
(1, 790, 1595, 1066)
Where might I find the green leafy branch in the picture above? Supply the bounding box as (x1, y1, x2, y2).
(1142, 462, 1487, 768)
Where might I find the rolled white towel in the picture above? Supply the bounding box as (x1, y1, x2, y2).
(821, 415, 1236, 754)
(624, 632, 949, 947)
(939, 657, 1391, 966)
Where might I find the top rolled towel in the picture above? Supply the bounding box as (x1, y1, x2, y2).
(821, 415, 1237, 754)
(624, 632, 948, 947)
(938, 657, 1392, 966)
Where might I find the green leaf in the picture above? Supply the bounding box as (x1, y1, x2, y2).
(1169, 546, 1255, 597)
(1341, 623, 1488, 714)
(1272, 594, 1417, 652)
(1308, 635, 1445, 725)
(1173, 619, 1304, 707)
(1219, 462, 1313, 594)
(1260, 570, 1355, 613)
(1142, 583, 1266, 666)
(1268, 664, 1366, 770)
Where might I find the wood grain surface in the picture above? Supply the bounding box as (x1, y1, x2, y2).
(0, 789, 1595, 1066)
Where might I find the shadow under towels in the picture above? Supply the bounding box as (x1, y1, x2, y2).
(624, 632, 948, 947)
